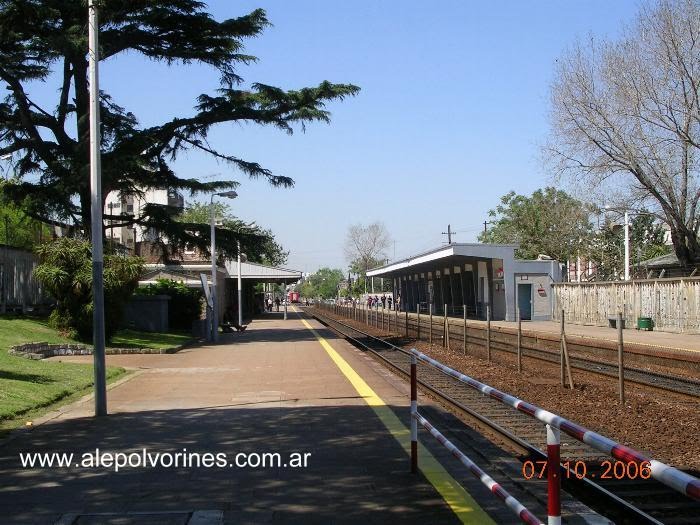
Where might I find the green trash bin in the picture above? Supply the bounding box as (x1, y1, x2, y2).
(637, 317, 654, 331)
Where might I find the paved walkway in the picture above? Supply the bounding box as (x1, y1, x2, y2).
(0, 310, 504, 524)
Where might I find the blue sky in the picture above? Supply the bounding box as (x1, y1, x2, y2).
(34, 1, 641, 272)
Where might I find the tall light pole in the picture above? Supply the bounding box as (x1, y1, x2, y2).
(210, 191, 237, 342)
(88, 0, 107, 416)
(624, 211, 630, 281)
(237, 239, 243, 327)
(0, 153, 11, 315)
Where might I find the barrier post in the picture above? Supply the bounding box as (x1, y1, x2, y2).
(429, 304, 433, 345)
(618, 311, 625, 404)
(517, 306, 522, 373)
(382, 305, 385, 332)
(463, 305, 467, 355)
(486, 304, 491, 363)
(547, 424, 561, 525)
(405, 307, 409, 337)
(410, 354, 418, 474)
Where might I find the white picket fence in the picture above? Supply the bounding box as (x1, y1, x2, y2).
(552, 278, 700, 333)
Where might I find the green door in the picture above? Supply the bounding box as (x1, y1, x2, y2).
(517, 283, 532, 320)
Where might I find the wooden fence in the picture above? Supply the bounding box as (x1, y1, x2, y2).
(0, 245, 50, 312)
(552, 278, 700, 333)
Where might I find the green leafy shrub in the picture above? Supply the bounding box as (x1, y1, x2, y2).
(34, 238, 144, 341)
(136, 279, 203, 330)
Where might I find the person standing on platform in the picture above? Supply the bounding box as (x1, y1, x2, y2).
(275, 296, 280, 312)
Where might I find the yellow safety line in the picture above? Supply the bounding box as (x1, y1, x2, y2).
(298, 315, 494, 524)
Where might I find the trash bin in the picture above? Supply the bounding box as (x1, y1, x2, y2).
(191, 318, 208, 338)
(637, 317, 654, 331)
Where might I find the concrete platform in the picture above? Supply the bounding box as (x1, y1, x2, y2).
(0, 310, 504, 524)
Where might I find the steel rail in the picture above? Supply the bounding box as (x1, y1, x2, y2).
(311, 309, 663, 524)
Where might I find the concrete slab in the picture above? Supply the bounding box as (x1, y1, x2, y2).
(0, 310, 487, 524)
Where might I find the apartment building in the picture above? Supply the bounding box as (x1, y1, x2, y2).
(104, 188, 185, 249)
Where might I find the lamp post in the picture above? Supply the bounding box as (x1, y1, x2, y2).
(0, 153, 11, 315)
(604, 207, 657, 281)
(88, 0, 107, 416)
(210, 190, 237, 342)
(624, 211, 630, 281)
(237, 239, 242, 327)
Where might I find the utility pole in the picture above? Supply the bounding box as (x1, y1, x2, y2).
(624, 211, 630, 281)
(88, 0, 107, 416)
(441, 224, 454, 244)
(237, 239, 243, 327)
(210, 197, 217, 342)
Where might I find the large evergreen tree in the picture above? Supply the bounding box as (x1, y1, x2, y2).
(0, 1, 358, 257)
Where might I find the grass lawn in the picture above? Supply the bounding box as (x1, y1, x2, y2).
(0, 317, 127, 428)
(0, 317, 189, 433)
(110, 329, 190, 350)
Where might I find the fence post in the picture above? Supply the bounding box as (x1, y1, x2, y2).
(417, 304, 421, 340)
(517, 306, 522, 373)
(395, 306, 398, 334)
(405, 307, 409, 337)
(463, 305, 467, 355)
(618, 311, 625, 404)
(560, 311, 565, 387)
(410, 353, 418, 474)
(429, 303, 433, 346)
(443, 303, 448, 349)
(486, 304, 491, 363)
(547, 424, 561, 525)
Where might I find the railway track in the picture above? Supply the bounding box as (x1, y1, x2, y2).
(463, 331, 700, 399)
(311, 308, 700, 524)
(364, 308, 700, 398)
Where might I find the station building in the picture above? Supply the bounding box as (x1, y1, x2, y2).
(366, 244, 562, 321)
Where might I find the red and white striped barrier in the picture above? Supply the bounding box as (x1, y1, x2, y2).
(414, 411, 544, 525)
(411, 349, 700, 502)
(410, 355, 545, 525)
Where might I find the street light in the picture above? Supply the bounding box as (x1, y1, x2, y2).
(210, 190, 237, 342)
(0, 154, 11, 315)
(604, 206, 658, 281)
(88, 0, 107, 417)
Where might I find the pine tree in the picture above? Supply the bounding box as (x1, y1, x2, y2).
(0, 1, 359, 258)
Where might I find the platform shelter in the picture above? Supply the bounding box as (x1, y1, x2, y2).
(367, 244, 562, 321)
(224, 260, 302, 319)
